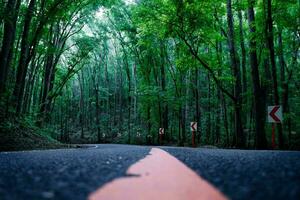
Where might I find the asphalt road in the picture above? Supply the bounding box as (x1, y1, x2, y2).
(0, 144, 300, 200)
(163, 147, 300, 200)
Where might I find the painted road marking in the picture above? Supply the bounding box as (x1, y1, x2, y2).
(89, 148, 227, 200)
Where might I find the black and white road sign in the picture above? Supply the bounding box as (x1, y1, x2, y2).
(159, 128, 164, 135)
(268, 106, 283, 123)
(190, 122, 197, 131)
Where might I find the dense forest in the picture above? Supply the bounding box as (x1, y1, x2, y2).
(0, 0, 299, 150)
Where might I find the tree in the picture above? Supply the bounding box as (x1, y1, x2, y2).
(247, 0, 267, 149)
(1, 0, 299, 150)
(226, 0, 244, 147)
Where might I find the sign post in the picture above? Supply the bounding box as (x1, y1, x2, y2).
(159, 128, 164, 145)
(102, 133, 106, 143)
(190, 122, 197, 148)
(267, 106, 283, 149)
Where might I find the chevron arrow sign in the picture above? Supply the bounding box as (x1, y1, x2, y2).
(268, 106, 283, 123)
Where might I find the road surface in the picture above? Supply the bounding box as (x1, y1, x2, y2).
(0, 144, 299, 200)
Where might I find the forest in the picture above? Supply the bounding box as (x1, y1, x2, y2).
(0, 0, 299, 151)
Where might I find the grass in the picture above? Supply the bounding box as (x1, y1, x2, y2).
(0, 117, 73, 152)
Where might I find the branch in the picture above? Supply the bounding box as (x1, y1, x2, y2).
(177, 30, 236, 102)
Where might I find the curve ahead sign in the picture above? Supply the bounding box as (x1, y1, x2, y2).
(190, 122, 197, 131)
(268, 106, 283, 123)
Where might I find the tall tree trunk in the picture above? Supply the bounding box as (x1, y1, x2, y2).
(78, 72, 85, 139)
(12, 0, 36, 114)
(113, 64, 118, 126)
(39, 25, 56, 124)
(278, 30, 286, 110)
(193, 67, 201, 144)
(247, 0, 267, 149)
(284, 34, 298, 146)
(105, 61, 111, 137)
(23, 55, 40, 114)
(147, 105, 151, 144)
(216, 39, 225, 146)
(180, 74, 186, 145)
(123, 49, 131, 144)
(91, 64, 101, 143)
(266, 0, 284, 148)
(132, 62, 138, 131)
(118, 59, 124, 133)
(215, 87, 221, 144)
(227, 0, 244, 148)
(95, 86, 101, 143)
(221, 92, 230, 146)
(160, 42, 169, 142)
(0, 0, 21, 95)
(206, 74, 211, 144)
(238, 6, 247, 97)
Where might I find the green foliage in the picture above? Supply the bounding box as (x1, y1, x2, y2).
(1, 0, 299, 150)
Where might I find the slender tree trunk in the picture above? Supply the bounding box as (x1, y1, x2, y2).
(192, 67, 201, 144)
(160, 42, 169, 142)
(215, 84, 221, 145)
(95, 86, 101, 143)
(194, 68, 201, 144)
(118, 59, 124, 133)
(132, 62, 138, 130)
(147, 105, 151, 144)
(0, 0, 21, 95)
(12, 0, 36, 114)
(247, 0, 267, 149)
(206, 74, 211, 144)
(39, 26, 57, 124)
(78, 72, 85, 139)
(123, 49, 131, 144)
(105, 61, 111, 137)
(238, 7, 247, 97)
(266, 0, 284, 148)
(221, 92, 230, 146)
(285, 34, 298, 146)
(227, 0, 244, 148)
(278, 30, 286, 109)
(113, 64, 118, 126)
(91, 64, 101, 143)
(180, 74, 186, 145)
(23, 55, 40, 114)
